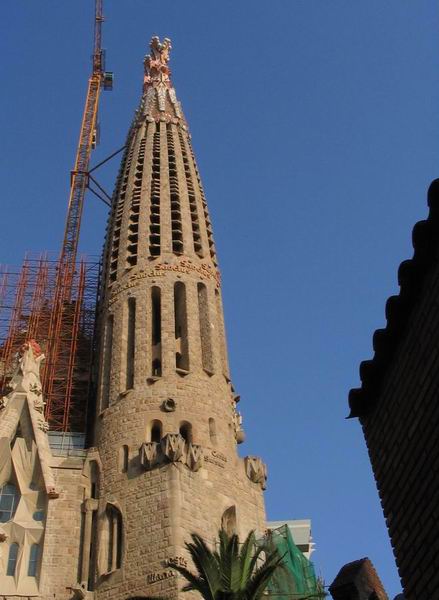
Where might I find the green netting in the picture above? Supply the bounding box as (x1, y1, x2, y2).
(263, 525, 325, 600)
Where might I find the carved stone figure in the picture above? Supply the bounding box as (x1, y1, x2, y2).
(143, 36, 172, 87)
(244, 456, 267, 490)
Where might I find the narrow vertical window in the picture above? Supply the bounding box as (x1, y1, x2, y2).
(151, 287, 162, 376)
(150, 420, 162, 443)
(107, 505, 123, 572)
(221, 506, 237, 537)
(209, 418, 217, 445)
(215, 289, 229, 377)
(90, 461, 99, 499)
(28, 543, 40, 577)
(167, 124, 184, 254)
(110, 144, 134, 281)
(174, 282, 189, 372)
(149, 122, 161, 257)
(101, 314, 113, 410)
(179, 421, 192, 444)
(7, 543, 19, 576)
(188, 138, 218, 266)
(119, 445, 129, 473)
(198, 283, 214, 374)
(178, 130, 203, 257)
(126, 298, 136, 389)
(126, 138, 145, 268)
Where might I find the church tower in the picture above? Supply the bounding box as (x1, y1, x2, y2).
(91, 37, 267, 598)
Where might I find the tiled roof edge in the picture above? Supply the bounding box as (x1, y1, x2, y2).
(348, 179, 439, 419)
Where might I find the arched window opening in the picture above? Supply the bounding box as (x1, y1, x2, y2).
(107, 505, 123, 572)
(179, 421, 192, 444)
(126, 298, 136, 389)
(174, 282, 189, 372)
(119, 445, 129, 473)
(90, 461, 100, 500)
(151, 287, 162, 377)
(7, 543, 19, 576)
(0, 482, 20, 523)
(28, 543, 40, 577)
(209, 418, 217, 446)
(198, 283, 214, 374)
(101, 314, 113, 410)
(221, 506, 237, 538)
(150, 420, 163, 443)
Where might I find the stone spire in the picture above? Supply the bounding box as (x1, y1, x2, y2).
(92, 38, 267, 598)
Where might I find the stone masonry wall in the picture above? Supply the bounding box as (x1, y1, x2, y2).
(39, 457, 85, 599)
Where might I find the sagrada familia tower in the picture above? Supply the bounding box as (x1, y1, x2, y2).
(0, 38, 267, 599)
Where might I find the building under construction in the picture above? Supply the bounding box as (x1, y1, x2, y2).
(0, 254, 100, 433)
(0, 3, 325, 599)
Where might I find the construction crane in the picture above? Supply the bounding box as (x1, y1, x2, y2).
(43, 0, 113, 431)
(62, 0, 113, 277)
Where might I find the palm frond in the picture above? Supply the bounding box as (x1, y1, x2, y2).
(183, 533, 222, 600)
(244, 551, 285, 600)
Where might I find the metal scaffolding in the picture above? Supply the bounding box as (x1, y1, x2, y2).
(0, 254, 100, 432)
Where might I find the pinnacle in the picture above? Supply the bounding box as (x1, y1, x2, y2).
(143, 36, 173, 89)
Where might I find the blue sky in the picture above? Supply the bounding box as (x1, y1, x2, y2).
(3, 1, 439, 597)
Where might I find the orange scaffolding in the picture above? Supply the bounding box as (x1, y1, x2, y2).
(0, 1, 111, 433)
(0, 254, 100, 432)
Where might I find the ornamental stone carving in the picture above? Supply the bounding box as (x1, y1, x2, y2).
(161, 433, 185, 463)
(143, 37, 172, 87)
(162, 398, 176, 412)
(186, 444, 204, 472)
(140, 442, 159, 470)
(244, 456, 267, 490)
(140, 436, 205, 471)
(37, 417, 50, 433)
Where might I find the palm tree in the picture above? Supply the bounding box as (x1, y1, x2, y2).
(171, 529, 284, 600)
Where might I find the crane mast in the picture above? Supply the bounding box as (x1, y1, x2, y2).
(61, 0, 111, 274)
(43, 0, 113, 431)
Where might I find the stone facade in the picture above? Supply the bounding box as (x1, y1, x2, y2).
(349, 180, 439, 599)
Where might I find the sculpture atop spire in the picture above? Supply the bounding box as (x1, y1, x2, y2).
(140, 36, 184, 124)
(143, 36, 172, 89)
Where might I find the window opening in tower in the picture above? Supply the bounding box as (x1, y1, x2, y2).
(174, 282, 189, 372)
(179, 421, 192, 444)
(215, 288, 229, 378)
(149, 122, 161, 257)
(197, 282, 214, 374)
(188, 138, 218, 267)
(100, 314, 113, 410)
(167, 123, 184, 254)
(150, 420, 162, 443)
(126, 298, 136, 389)
(178, 130, 204, 257)
(110, 144, 134, 281)
(126, 138, 145, 268)
(151, 286, 162, 376)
